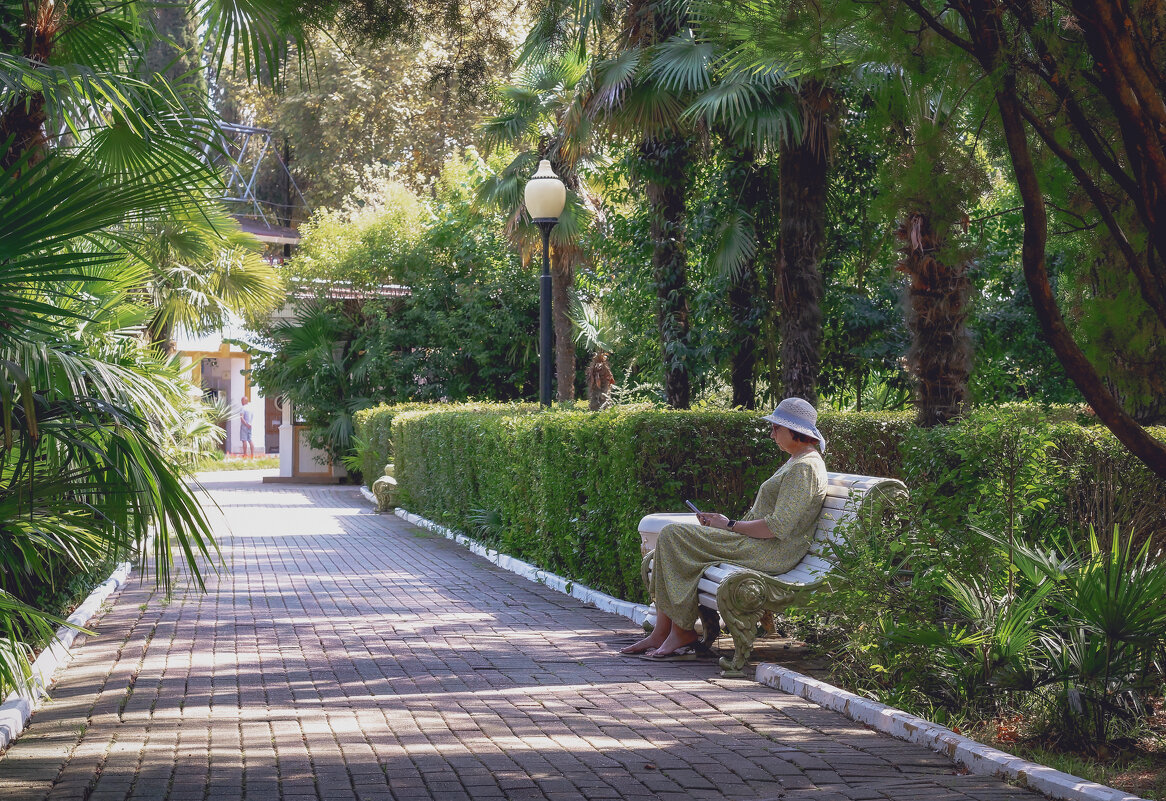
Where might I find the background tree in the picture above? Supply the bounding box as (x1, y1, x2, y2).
(217, 16, 526, 209)
(890, 0, 1166, 476)
(252, 153, 539, 456)
(478, 53, 599, 402)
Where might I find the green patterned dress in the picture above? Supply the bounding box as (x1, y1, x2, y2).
(651, 450, 828, 630)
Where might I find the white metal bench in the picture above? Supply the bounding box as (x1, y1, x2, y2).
(638, 471, 906, 676)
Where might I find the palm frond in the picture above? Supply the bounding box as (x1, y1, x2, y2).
(646, 31, 713, 93)
(479, 109, 540, 153)
(709, 208, 757, 278)
(589, 48, 642, 114)
(729, 97, 802, 150)
(0, 54, 188, 143)
(607, 81, 687, 137)
(196, 0, 298, 85)
(684, 75, 763, 126)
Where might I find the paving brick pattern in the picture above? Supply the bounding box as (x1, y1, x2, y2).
(0, 475, 1042, 801)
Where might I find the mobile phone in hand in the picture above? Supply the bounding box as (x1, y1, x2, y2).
(684, 500, 701, 513)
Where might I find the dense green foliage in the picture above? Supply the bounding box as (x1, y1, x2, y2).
(0, 0, 340, 695)
(251, 154, 543, 459)
(358, 404, 1164, 607)
(805, 406, 1166, 747)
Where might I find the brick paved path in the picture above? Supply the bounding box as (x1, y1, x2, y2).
(0, 474, 1041, 801)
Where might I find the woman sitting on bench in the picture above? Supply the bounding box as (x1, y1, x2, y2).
(620, 397, 829, 661)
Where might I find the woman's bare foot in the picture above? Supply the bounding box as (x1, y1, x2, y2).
(618, 634, 667, 654)
(651, 630, 700, 657)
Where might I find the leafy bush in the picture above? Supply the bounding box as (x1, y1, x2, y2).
(801, 407, 1166, 746)
(366, 404, 1164, 613)
(252, 153, 542, 461)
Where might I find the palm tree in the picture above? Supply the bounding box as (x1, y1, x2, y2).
(692, 0, 984, 421)
(665, 3, 842, 404)
(478, 53, 598, 403)
(0, 0, 316, 695)
(875, 69, 987, 426)
(523, 0, 699, 409)
(570, 295, 619, 410)
(656, 35, 802, 408)
(136, 205, 285, 353)
(0, 146, 219, 692)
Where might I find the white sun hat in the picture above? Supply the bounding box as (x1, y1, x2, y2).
(761, 397, 826, 453)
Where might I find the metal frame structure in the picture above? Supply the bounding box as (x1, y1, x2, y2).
(215, 122, 309, 231)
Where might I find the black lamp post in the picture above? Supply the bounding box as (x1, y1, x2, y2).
(524, 160, 566, 408)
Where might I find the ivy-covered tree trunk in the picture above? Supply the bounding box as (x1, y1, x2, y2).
(0, 7, 54, 168)
(726, 147, 765, 410)
(777, 81, 833, 404)
(143, 4, 208, 97)
(552, 244, 578, 402)
(642, 134, 692, 409)
(897, 212, 972, 426)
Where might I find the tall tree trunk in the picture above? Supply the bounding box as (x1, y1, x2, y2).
(726, 146, 763, 409)
(897, 212, 972, 427)
(753, 160, 783, 408)
(552, 245, 578, 402)
(0, 5, 55, 169)
(642, 134, 692, 409)
(729, 272, 759, 409)
(777, 81, 833, 404)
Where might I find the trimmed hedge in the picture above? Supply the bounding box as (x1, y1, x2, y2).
(354, 403, 1166, 604)
(353, 402, 538, 481)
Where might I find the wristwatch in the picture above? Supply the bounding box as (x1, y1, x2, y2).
(727, 519, 737, 530)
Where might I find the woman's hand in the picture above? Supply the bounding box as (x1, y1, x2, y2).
(696, 512, 731, 530)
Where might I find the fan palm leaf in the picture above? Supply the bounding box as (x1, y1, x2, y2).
(646, 30, 713, 93)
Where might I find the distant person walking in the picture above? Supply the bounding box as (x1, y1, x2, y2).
(240, 397, 255, 458)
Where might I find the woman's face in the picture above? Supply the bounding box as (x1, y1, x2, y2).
(771, 423, 796, 453)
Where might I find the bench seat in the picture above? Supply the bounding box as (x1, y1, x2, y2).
(639, 471, 906, 676)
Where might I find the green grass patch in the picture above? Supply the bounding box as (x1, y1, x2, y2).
(193, 455, 280, 471)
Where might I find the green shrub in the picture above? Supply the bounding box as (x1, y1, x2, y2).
(353, 402, 454, 482)
(365, 403, 1165, 604)
(392, 405, 783, 600)
(800, 407, 1166, 746)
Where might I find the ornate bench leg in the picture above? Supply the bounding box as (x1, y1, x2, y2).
(716, 573, 795, 678)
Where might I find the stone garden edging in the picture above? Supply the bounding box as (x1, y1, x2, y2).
(0, 560, 133, 752)
(755, 664, 1145, 801)
(370, 492, 1146, 801)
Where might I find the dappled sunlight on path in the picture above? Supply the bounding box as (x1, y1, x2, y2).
(0, 474, 1041, 801)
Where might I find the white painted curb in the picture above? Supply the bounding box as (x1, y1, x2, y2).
(0, 560, 133, 752)
(362, 492, 656, 627)
(367, 494, 1144, 801)
(393, 506, 656, 627)
(755, 664, 1146, 801)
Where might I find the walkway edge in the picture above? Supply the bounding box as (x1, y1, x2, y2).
(366, 493, 654, 627)
(756, 662, 1144, 801)
(370, 493, 1145, 801)
(0, 560, 133, 752)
